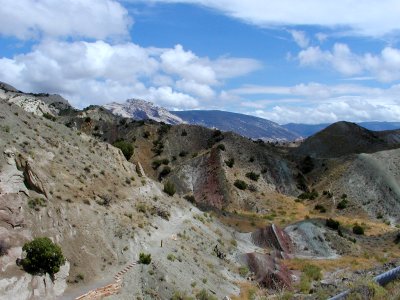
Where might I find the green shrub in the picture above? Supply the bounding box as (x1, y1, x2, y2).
(239, 266, 249, 277)
(195, 289, 217, 300)
(314, 204, 326, 213)
(43, 113, 56, 121)
(234, 180, 247, 190)
(298, 189, 319, 200)
(337, 199, 348, 209)
(28, 198, 47, 211)
(225, 158, 234, 168)
(159, 166, 171, 179)
(179, 151, 188, 157)
(303, 264, 322, 280)
(21, 237, 65, 280)
(353, 224, 364, 235)
(245, 172, 260, 181)
(139, 252, 151, 264)
(113, 140, 134, 160)
(143, 131, 150, 138)
(217, 144, 225, 151)
(167, 253, 176, 261)
(326, 218, 340, 230)
(171, 290, 194, 300)
(164, 181, 176, 196)
(184, 195, 195, 204)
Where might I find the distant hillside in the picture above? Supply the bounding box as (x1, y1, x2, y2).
(103, 99, 184, 125)
(294, 121, 400, 158)
(283, 122, 400, 137)
(172, 110, 300, 141)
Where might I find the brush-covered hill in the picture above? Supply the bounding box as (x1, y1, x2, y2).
(283, 121, 400, 137)
(294, 121, 400, 158)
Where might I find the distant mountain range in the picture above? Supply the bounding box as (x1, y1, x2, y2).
(283, 122, 400, 137)
(172, 110, 300, 141)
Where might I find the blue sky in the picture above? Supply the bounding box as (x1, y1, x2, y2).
(1, 0, 400, 124)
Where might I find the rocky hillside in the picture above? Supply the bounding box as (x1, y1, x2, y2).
(173, 109, 300, 141)
(103, 99, 184, 125)
(3, 82, 400, 299)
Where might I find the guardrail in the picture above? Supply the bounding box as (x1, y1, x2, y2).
(328, 264, 400, 300)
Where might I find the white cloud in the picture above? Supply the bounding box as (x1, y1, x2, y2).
(298, 43, 400, 82)
(289, 30, 309, 48)
(0, 0, 131, 40)
(141, 0, 400, 37)
(0, 40, 260, 109)
(176, 79, 216, 99)
(229, 82, 400, 124)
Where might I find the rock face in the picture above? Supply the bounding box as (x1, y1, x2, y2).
(245, 252, 292, 290)
(0, 81, 71, 117)
(251, 224, 293, 257)
(0, 149, 28, 195)
(103, 99, 184, 125)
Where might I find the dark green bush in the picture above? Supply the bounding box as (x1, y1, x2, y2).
(43, 113, 56, 121)
(143, 131, 150, 138)
(314, 204, 326, 213)
(225, 158, 234, 168)
(337, 199, 348, 210)
(234, 180, 247, 190)
(184, 195, 195, 203)
(164, 181, 176, 196)
(113, 140, 134, 160)
(21, 237, 65, 280)
(245, 172, 260, 181)
(139, 252, 151, 264)
(179, 151, 188, 157)
(181, 130, 188, 136)
(159, 166, 171, 179)
(217, 144, 225, 151)
(326, 218, 340, 230)
(353, 224, 364, 235)
(298, 189, 319, 200)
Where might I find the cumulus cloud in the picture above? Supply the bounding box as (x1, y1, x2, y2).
(0, 0, 131, 40)
(0, 40, 260, 109)
(289, 30, 309, 48)
(298, 43, 400, 82)
(230, 82, 400, 124)
(141, 0, 400, 37)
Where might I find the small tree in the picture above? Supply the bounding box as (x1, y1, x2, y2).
(113, 140, 134, 160)
(353, 224, 364, 235)
(21, 237, 65, 280)
(164, 181, 176, 196)
(138, 252, 151, 264)
(234, 180, 247, 190)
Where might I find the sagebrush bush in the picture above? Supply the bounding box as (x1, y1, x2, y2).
(245, 171, 260, 181)
(234, 179, 247, 190)
(326, 218, 340, 230)
(164, 181, 176, 196)
(353, 224, 364, 235)
(139, 252, 151, 264)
